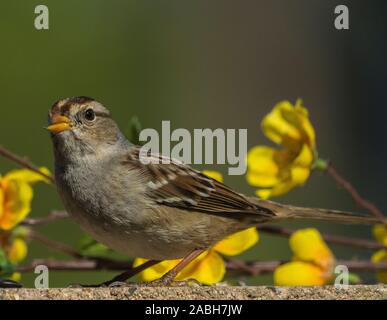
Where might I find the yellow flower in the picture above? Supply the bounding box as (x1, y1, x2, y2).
(0, 167, 50, 230)
(202, 170, 224, 183)
(246, 100, 316, 199)
(134, 171, 259, 285)
(372, 250, 387, 283)
(0, 235, 28, 281)
(371, 224, 387, 283)
(274, 228, 335, 286)
(7, 238, 28, 264)
(373, 224, 387, 246)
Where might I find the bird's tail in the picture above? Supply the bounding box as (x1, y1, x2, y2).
(251, 198, 386, 225)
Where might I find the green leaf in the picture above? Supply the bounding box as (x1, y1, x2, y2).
(125, 116, 143, 145)
(1, 264, 15, 275)
(78, 235, 112, 257)
(0, 247, 8, 269)
(348, 273, 361, 284)
(0, 247, 15, 275)
(12, 226, 29, 239)
(312, 158, 328, 171)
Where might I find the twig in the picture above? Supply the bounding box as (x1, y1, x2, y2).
(226, 259, 281, 275)
(226, 259, 387, 276)
(27, 229, 83, 259)
(326, 162, 384, 219)
(0, 145, 55, 184)
(258, 225, 386, 250)
(16, 258, 134, 272)
(337, 260, 387, 271)
(21, 211, 68, 226)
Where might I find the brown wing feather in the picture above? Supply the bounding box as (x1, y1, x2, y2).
(124, 147, 274, 217)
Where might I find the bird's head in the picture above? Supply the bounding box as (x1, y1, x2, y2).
(48, 97, 125, 159)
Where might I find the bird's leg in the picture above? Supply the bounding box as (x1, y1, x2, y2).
(145, 249, 204, 286)
(102, 259, 162, 287)
(69, 259, 162, 288)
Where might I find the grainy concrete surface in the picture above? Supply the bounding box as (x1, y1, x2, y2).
(0, 285, 386, 300)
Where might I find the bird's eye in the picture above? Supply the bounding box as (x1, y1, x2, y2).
(84, 108, 96, 121)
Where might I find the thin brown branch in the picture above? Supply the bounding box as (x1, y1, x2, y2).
(339, 260, 387, 271)
(258, 225, 386, 250)
(225, 260, 281, 275)
(21, 211, 68, 226)
(327, 162, 384, 219)
(27, 229, 83, 259)
(16, 258, 134, 273)
(226, 259, 281, 275)
(226, 259, 387, 276)
(0, 145, 55, 184)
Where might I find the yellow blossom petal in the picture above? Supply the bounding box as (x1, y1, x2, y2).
(294, 99, 316, 147)
(373, 224, 387, 246)
(371, 250, 387, 283)
(290, 167, 310, 185)
(0, 178, 33, 230)
(0, 168, 50, 230)
(262, 101, 303, 149)
(10, 273, 21, 282)
(274, 261, 326, 286)
(290, 228, 334, 270)
(293, 144, 314, 167)
(0, 187, 4, 222)
(280, 99, 316, 148)
(213, 227, 259, 256)
(246, 146, 279, 187)
(202, 170, 223, 183)
(133, 258, 180, 282)
(134, 250, 226, 285)
(176, 250, 226, 285)
(256, 179, 295, 199)
(255, 189, 272, 199)
(5, 167, 51, 185)
(7, 238, 28, 264)
(274, 228, 334, 286)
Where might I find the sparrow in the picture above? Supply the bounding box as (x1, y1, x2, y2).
(47, 96, 381, 285)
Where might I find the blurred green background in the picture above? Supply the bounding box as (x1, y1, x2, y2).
(0, 0, 386, 287)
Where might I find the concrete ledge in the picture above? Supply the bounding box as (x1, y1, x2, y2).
(0, 285, 386, 300)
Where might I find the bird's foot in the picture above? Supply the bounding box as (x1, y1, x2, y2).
(141, 277, 201, 287)
(68, 283, 99, 288)
(104, 281, 135, 288)
(68, 281, 135, 288)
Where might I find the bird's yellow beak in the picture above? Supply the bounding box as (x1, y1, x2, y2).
(47, 115, 72, 134)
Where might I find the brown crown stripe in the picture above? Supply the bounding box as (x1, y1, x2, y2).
(60, 96, 95, 112)
(67, 96, 95, 105)
(50, 96, 95, 114)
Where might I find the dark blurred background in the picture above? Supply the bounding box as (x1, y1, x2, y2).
(0, 0, 386, 286)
